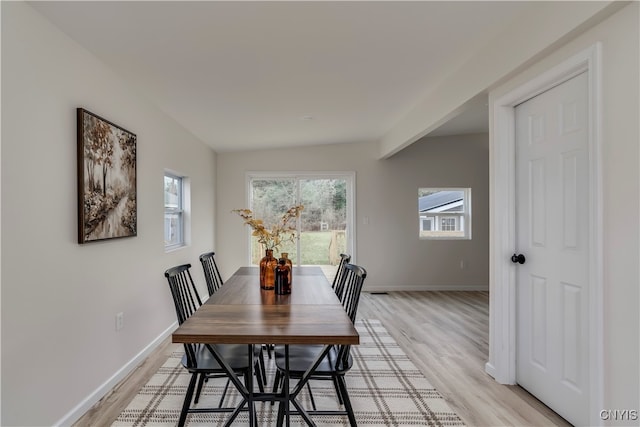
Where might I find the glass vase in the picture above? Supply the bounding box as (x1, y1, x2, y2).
(280, 252, 293, 285)
(259, 249, 277, 290)
(275, 258, 292, 295)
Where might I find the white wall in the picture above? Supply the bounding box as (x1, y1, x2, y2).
(488, 3, 639, 422)
(216, 133, 489, 291)
(1, 3, 217, 426)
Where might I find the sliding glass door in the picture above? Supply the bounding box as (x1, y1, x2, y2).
(248, 173, 354, 266)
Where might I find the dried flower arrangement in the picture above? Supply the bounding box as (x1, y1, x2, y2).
(232, 205, 304, 252)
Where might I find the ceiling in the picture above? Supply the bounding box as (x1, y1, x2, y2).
(29, 1, 534, 153)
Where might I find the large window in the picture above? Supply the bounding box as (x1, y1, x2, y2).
(164, 172, 185, 249)
(247, 173, 354, 266)
(418, 188, 471, 239)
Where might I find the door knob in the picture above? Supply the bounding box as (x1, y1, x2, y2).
(511, 254, 526, 264)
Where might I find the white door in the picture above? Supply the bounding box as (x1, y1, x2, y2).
(515, 71, 589, 426)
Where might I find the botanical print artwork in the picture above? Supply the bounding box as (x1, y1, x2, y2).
(77, 108, 137, 243)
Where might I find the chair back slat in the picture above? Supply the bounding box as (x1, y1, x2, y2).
(332, 253, 351, 300)
(164, 264, 202, 367)
(199, 252, 224, 296)
(335, 263, 366, 369)
(165, 264, 202, 324)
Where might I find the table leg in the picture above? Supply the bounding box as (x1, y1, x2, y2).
(275, 345, 290, 427)
(204, 344, 251, 426)
(277, 344, 333, 427)
(285, 344, 290, 427)
(247, 344, 256, 427)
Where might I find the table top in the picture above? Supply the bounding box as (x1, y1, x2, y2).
(172, 266, 359, 345)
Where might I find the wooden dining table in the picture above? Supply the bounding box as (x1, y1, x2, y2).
(172, 266, 360, 426)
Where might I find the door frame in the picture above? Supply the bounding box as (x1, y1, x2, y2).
(486, 44, 603, 424)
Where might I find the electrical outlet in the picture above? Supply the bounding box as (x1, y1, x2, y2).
(460, 260, 465, 269)
(116, 312, 124, 331)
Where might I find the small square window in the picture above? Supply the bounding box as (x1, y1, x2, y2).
(419, 188, 471, 239)
(164, 173, 184, 249)
(441, 217, 457, 231)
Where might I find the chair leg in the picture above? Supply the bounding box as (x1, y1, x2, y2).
(218, 378, 231, 407)
(336, 375, 357, 427)
(194, 373, 206, 404)
(255, 358, 265, 393)
(178, 373, 198, 427)
(270, 370, 281, 406)
(276, 395, 286, 426)
(242, 372, 259, 424)
(306, 382, 317, 411)
(332, 376, 344, 405)
(258, 350, 267, 385)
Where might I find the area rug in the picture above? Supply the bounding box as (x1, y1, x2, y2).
(113, 319, 465, 426)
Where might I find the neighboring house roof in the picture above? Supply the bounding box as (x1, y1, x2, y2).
(419, 191, 464, 212)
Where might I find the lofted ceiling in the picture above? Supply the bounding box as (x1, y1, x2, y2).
(29, 1, 535, 153)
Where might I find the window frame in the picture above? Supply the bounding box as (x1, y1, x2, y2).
(164, 172, 186, 251)
(440, 216, 457, 231)
(418, 187, 472, 240)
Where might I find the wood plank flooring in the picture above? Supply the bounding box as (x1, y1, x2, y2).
(73, 291, 571, 426)
(357, 291, 571, 427)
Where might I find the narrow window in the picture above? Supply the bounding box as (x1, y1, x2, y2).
(418, 188, 471, 239)
(164, 172, 184, 249)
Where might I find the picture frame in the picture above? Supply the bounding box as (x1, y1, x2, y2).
(77, 108, 137, 244)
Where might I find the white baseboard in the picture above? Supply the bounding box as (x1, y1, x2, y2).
(54, 321, 179, 427)
(364, 284, 488, 292)
(485, 362, 497, 379)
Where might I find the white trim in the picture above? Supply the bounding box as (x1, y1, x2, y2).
(426, 200, 464, 213)
(365, 284, 488, 292)
(484, 362, 498, 379)
(244, 171, 356, 264)
(53, 322, 178, 427)
(488, 43, 603, 425)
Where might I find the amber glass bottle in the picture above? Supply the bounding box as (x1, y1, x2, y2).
(275, 258, 291, 295)
(280, 252, 293, 285)
(259, 249, 277, 290)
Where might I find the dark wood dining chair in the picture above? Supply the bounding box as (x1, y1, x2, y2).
(272, 263, 367, 427)
(164, 263, 261, 426)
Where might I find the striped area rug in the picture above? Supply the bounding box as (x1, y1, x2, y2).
(113, 319, 465, 426)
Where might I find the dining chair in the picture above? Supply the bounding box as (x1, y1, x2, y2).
(272, 263, 367, 427)
(332, 253, 351, 297)
(164, 263, 261, 426)
(197, 252, 268, 396)
(199, 251, 224, 296)
(271, 254, 352, 409)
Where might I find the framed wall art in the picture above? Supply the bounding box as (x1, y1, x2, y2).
(77, 108, 137, 244)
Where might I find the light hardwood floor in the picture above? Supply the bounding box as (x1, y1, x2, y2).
(73, 291, 571, 426)
(358, 291, 571, 427)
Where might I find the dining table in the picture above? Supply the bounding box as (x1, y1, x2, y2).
(171, 265, 360, 427)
